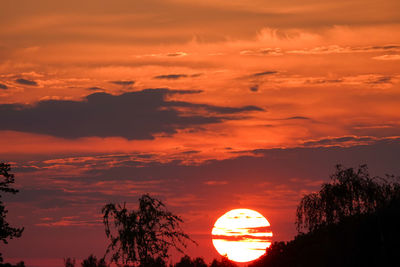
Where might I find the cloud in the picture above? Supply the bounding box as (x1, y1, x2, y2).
(15, 78, 38, 86)
(288, 45, 347, 55)
(166, 52, 187, 57)
(372, 54, 400, 61)
(204, 180, 228, 185)
(301, 136, 378, 147)
(137, 52, 188, 58)
(240, 48, 283, 56)
(261, 116, 312, 122)
(168, 101, 264, 114)
(284, 116, 311, 120)
(13, 166, 40, 173)
(211, 234, 272, 242)
(207, 105, 263, 114)
(181, 150, 200, 154)
(240, 44, 400, 58)
(87, 87, 104, 91)
(288, 44, 400, 55)
(305, 78, 343, 84)
(362, 45, 400, 51)
(79, 138, 400, 188)
(366, 76, 392, 84)
(0, 88, 263, 140)
(0, 83, 8, 89)
(252, 71, 277, 77)
(250, 85, 259, 92)
(36, 217, 99, 227)
(247, 226, 273, 234)
(153, 74, 188, 80)
(110, 80, 135, 86)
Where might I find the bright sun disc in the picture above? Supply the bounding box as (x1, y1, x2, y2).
(211, 209, 272, 262)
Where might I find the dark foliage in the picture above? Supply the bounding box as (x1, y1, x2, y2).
(251, 201, 400, 267)
(296, 164, 400, 232)
(138, 256, 166, 267)
(81, 255, 107, 267)
(174, 255, 207, 267)
(0, 262, 25, 267)
(250, 165, 400, 267)
(0, 163, 24, 263)
(64, 258, 76, 267)
(102, 194, 195, 266)
(209, 257, 237, 267)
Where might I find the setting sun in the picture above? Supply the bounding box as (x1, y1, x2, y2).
(211, 209, 273, 262)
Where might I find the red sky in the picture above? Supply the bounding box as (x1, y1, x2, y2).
(1, 0, 400, 266)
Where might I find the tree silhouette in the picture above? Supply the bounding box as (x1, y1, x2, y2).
(64, 258, 76, 267)
(250, 164, 400, 267)
(296, 164, 399, 232)
(0, 262, 25, 267)
(0, 163, 24, 263)
(102, 194, 195, 266)
(81, 255, 107, 267)
(209, 256, 237, 267)
(174, 255, 207, 267)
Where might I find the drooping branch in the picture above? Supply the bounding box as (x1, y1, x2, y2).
(102, 194, 196, 266)
(296, 165, 400, 233)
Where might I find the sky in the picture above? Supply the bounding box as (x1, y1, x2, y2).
(1, 0, 400, 266)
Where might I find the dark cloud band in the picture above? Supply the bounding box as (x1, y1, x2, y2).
(110, 80, 135, 86)
(154, 74, 188, 80)
(0, 83, 8, 90)
(0, 88, 263, 139)
(15, 78, 38, 86)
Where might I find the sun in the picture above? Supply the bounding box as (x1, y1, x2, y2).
(211, 209, 272, 262)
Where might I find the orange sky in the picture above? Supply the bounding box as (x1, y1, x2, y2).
(1, 0, 400, 266)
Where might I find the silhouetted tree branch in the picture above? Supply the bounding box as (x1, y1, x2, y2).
(102, 194, 196, 266)
(0, 163, 24, 263)
(296, 164, 399, 232)
(64, 258, 76, 267)
(81, 255, 107, 267)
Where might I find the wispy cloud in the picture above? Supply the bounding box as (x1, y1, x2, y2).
(372, 54, 400, 60)
(204, 180, 228, 185)
(166, 52, 188, 57)
(87, 86, 104, 91)
(0, 83, 8, 90)
(240, 48, 283, 56)
(287, 44, 400, 55)
(15, 78, 38, 86)
(250, 85, 259, 92)
(154, 74, 188, 80)
(252, 71, 278, 77)
(301, 136, 388, 147)
(110, 80, 135, 86)
(365, 76, 392, 84)
(136, 52, 188, 58)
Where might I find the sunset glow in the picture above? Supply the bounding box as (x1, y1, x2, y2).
(1, 0, 399, 266)
(212, 209, 272, 262)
